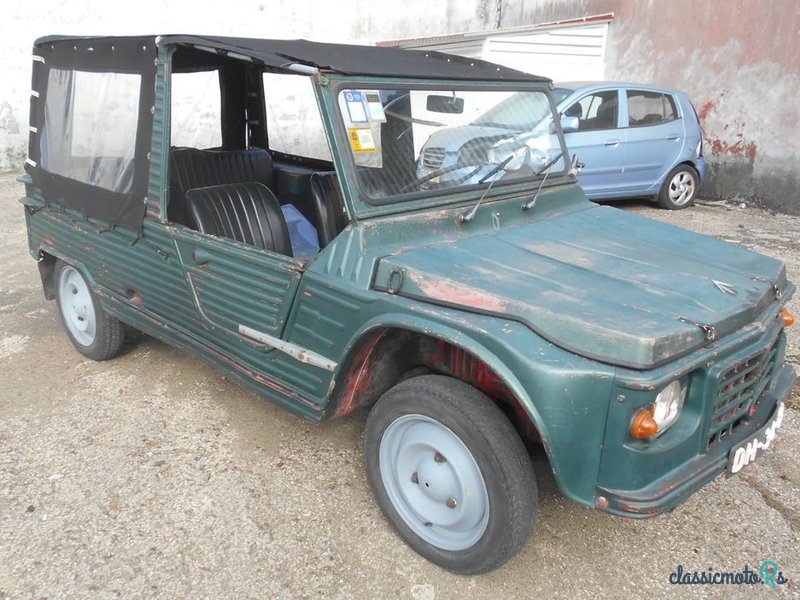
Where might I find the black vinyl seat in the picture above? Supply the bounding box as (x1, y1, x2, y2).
(169, 148, 275, 224)
(307, 172, 348, 247)
(184, 182, 292, 256)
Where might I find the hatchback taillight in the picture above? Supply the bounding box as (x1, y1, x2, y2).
(689, 101, 704, 157)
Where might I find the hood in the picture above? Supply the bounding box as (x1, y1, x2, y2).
(373, 205, 791, 369)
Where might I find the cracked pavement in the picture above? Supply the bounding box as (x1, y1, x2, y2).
(0, 174, 798, 599)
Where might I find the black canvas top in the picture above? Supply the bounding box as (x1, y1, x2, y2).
(28, 34, 549, 232)
(35, 34, 550, 83)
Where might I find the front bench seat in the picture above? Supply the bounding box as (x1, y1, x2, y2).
(308, 172, 349, 248)
(169, 147, 275, 224)
(184, 182, 292, 256)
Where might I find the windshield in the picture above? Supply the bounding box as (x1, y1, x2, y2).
(336, 87, 565, 203)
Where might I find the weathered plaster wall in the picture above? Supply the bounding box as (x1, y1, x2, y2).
(501, 0, 800, 214)
(2, 0, 797, 213)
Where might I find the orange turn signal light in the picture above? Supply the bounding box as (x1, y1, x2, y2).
(781, 309, 795, 328)
(631, 407, 659, 439)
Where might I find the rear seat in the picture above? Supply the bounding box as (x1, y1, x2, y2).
(169, 147, 275, 224)
(170, 148, 349, 252)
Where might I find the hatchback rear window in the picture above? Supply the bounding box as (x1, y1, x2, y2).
(626, 90, 677, 127)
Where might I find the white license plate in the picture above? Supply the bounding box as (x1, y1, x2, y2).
(727, 403, 784, 475)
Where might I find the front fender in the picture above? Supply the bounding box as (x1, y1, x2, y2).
(331, 305, 616, 507)
(335, 311, 546, 428)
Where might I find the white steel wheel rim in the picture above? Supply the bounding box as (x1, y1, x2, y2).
(668, 170, 696, 206)
(58, 266, 96, 347)
(379, 414, 490, 551)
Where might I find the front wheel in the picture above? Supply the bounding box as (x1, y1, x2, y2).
(364, 375, 537, 574)
(55, 260, 125, 361)
(657, 164, 699, 209)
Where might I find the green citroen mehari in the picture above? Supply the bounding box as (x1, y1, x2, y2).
(21, 35, 796, 573)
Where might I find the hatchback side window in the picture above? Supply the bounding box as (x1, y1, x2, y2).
(563, 91, 619, 131)
(626, 90, 678, 127)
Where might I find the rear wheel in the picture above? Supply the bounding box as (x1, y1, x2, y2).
(364, 375, 537, 574)
(657, 164, 699, 209)
(55, 260, 125, 360)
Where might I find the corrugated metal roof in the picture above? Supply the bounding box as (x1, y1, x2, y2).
(377, 13, 614, 48)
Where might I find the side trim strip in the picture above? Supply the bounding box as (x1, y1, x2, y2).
(239, 324, 338, 372)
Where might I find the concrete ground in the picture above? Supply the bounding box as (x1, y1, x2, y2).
(1, 172, 798, 599)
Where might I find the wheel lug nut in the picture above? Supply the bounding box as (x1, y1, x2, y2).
(411, 471, 419, 484)
(434, 452, 446, 463)
(446, 497, 457, 509)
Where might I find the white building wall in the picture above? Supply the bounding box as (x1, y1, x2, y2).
(482, 24, 607, 81)
(399, 22, 608, 82)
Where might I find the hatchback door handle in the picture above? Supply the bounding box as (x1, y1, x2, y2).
(667, 134, 680, 140)
(604, 140, 620, 146)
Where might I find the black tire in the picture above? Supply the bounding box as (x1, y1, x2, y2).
(657, 164, 699, 209)
(124, 324, 145, 342)
(364, 375, 537, 574)
(54, 260, 125, 361)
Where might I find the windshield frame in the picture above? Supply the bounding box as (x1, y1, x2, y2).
(317, 74, 571, 218)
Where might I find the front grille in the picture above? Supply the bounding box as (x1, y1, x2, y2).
(706, 339, 779, 449)
(422, 147, 445, 171)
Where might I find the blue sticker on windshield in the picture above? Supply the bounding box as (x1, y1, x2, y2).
(344, 91, 368, 123)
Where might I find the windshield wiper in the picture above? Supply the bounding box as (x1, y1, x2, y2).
(521, 151, 565, 211)
(458, 154, 515, 223)
(384, 109, 446, 127)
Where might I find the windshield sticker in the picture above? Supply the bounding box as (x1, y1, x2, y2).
(348, 128, 377, 153)
(365, 91, 387, 122)
(344, 91, 368, 123)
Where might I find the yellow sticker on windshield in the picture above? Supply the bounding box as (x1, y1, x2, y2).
(348, 128, 376, 153)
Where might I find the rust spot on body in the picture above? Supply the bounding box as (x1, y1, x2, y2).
(334, 329, 387, 418)
(408, 272, 507, 313)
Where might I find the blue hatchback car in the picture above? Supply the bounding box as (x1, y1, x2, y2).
(416, 82, 706, 210)
(552, 82, 706, 209)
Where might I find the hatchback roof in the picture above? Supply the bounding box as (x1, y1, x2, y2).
(35, 34, 549, 82)
(554, 81, 679, 93)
